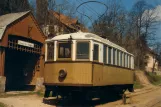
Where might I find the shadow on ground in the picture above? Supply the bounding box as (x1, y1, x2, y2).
(43, 94, 122, 107)
(5, 85, 35, 92)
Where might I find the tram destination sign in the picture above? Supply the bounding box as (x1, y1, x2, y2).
(18, 40, 34, 48)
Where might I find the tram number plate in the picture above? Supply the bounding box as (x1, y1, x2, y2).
(18, 40, 34, 48)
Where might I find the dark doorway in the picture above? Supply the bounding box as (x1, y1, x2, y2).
(5, 48, 40, 91)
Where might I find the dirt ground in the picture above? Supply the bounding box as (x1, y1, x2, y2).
(0, 85, 161, 107)
(0, 94, 53, 107)
(135, 70, 151, 86)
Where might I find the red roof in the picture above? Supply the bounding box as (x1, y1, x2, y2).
(49, 10, 88, 32)
(49, 10, 78, 26)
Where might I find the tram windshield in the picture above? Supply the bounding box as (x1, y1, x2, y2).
(58, 42, 71, 58)
(47, 42, 54, 60)
(76, 42, 89, 59)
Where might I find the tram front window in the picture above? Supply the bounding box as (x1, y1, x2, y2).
(58, 42, 71, 58)
(76, 42, 89, 59)
(47, 42, 54, 60)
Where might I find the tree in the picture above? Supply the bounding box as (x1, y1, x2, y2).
(48, 0, 56, 11)
(36, 0, 48, 25)
(126, 0, 160, 69)
(0, 0, 31, 15)
(92, 0, 127, 45)
(36, 0, 75, 25)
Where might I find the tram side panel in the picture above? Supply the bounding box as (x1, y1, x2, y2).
(92, 64, 134, 86)
(92, 63, 103, 86)
(44, 62, 93, 86)
(103, 66, 134, 85)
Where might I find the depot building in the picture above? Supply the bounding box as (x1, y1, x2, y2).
(0, 11, 46, 92)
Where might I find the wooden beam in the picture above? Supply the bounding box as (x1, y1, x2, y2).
(0, 47, 5, 76)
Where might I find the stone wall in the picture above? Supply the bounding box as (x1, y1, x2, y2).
(0, 76, 6, 93)
(35, 77, 45, 91)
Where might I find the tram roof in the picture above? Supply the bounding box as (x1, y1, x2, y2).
(46, 32, 133, 55)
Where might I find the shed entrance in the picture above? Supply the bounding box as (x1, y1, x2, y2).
(5, 35, 42, 91)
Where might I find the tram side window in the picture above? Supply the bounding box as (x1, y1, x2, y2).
(117, 50, 119, 66)
(103, 45, 107, 63)
(126, 55, 128, 68)
(47, 42, 54, 60)
(129, 56, 131, 68)
(58, 42, 71, 58)
(124, 53, 126, 67)
(122, 53, 124, 67)
(120, 52, 122, 66)
(76, 42, 89, 59)
(113, 49, 116, 65)
(108, 47, 112, 64)
(93, 44, 99, 61)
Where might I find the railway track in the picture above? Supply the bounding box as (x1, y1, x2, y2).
(149, 100, 161, 107)
(126, 86, 160, 98)
(147, 85, 161, 107)
(124, 85, 161, 107)
(144, 95, 161, 107)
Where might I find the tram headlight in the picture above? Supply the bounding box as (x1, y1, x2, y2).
(59, 69, 67, 78)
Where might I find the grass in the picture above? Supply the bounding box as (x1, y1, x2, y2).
(144, 71, 161, 85)
(0, 102, 6, 107)
(133, 72, 144, 89)
(0, 90, 45, 99)
(0, 91, 35, 98)
(36, 90, 44, 97)
(134, 79, 144, 89)
(36, 90, 54, 97)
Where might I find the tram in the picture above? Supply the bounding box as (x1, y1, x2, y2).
(44, 32, 134, 98)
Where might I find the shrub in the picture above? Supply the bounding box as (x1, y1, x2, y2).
(0, 102, 6, 107)
(144, 71, 161, 85)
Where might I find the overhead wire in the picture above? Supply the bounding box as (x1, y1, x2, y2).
(76, 1, 108, 33)
(78, 0, 100, 17)
(77, 0, 99, 30)
(66, 0, 100, 31)
(65, 0, 108, 33)
(80, 0, 101, 17)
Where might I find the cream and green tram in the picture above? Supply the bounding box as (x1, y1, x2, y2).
(44, 32, 134, 98)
